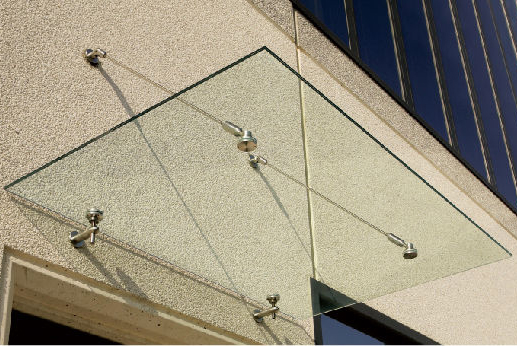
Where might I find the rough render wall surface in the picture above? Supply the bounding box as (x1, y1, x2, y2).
(5, 51, 315, 320)
(3, 0, 517, 344)
(0, 0, 314, 344)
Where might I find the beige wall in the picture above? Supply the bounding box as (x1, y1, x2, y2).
(1, 0, 517, 344)
(1, 0, 312, 343)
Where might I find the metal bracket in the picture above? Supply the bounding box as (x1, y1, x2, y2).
(386, 233, 418, 259)
(222, 121, 257, 152)
(248, 154, 267, 168)
(70, 209, 103, 248)
(253, 294, 280, 323)
(83, 48, 107, 66)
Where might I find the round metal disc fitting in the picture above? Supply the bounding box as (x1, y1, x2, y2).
(403, 243, 418, 259)
(86, 209, 103, 222)
(266, 294, 280, 305)
(237, 131, 257, 152)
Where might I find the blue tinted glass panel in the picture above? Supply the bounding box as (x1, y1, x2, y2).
(490, 0, 517, 177)
(477, 0, 517, 205)
(457, 0, 517, 205)
(299, 0, 349, 47)
(397, 0, 448, 140)
(430, 0, 486, 178)
(321, 314, 383, 345)
(504, 0, 517, 47)
(353, 0, 401, 96)
(493, 0, 517, 98)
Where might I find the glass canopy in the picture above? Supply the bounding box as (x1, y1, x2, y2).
(5, 47, 510, 319)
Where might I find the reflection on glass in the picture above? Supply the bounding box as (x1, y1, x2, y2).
(503, 0, 517, 50)
(303, 66, 510, 313)
(298, 0, 349, 47)
(430, 0, 486, 179)
(484, 0, 517, 197)
(353, 0, 401, 96)
(4, 48, 511, 319)
(492, 0, 517, 101)
(397, 0, 448, 140)
(321, 314, 382, 345)
(456, 0, 517, 205)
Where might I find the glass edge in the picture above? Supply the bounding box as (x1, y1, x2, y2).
(3, 45, 512, 318)
(3, 46, 270, 192)
(261, 47, 512, 257)
(4, 45, 511, 255)
(313, 247, 511, 317)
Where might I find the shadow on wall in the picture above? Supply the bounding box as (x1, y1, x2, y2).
(12, 197, 312, 343)
(258, 169, 354, 316)
(99, 65, 261, 315)
(6, 65, 314, 343)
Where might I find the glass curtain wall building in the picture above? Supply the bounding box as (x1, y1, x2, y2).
(294, 0, 517, 211)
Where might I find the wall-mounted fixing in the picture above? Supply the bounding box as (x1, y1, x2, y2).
(83, 48, 107, 65)
(386, 233, 417, 259)
(253, 294, 280, 323)
(222, 121, 257, 152)
(70, 209, 103, 248)
(248, 154, 267, 168)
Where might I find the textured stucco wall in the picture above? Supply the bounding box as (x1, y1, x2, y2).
(5, 50, 316, 320)
(0, 0, 313, 343)
(3, 0, 517, 344)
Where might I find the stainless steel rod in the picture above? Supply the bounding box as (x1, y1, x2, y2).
(253, 306, 279, 319)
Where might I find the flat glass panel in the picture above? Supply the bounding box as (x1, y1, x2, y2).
(302, 63, 510, 312)
(493, 0, 517, 106)
(321, 314, 382, 345)
(353, 0, 401, 96)
(430, 0, 486, 179)
(456, 0, 517, 204)
(479, 0, 517, 207)
(397, 0, 448, 140)
(299, 0, 349, 47)
(503, 0, 517, 49)
(5, 48, 510, 319)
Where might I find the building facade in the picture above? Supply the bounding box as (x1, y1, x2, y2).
(1, 0, 517, 344)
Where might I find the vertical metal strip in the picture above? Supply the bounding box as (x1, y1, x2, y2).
(293, 9, 318, 280)
(449, 0, 495, 184)
(472, 0, 517, 191)
(344, 0, 360, 57)
(386, 0, 415, 109)
(422, 0, 459, 149)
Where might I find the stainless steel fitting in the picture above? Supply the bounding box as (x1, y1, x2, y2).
(248, 154, 267, 168)
(83, 48, 107, 65)
(386, 233, 418, 259)
(70, 209, 103, 248)
(253, 294, 280, 323)
(222, 121, 257, 152)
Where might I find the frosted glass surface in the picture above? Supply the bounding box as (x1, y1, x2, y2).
(5, 48, 510, 318)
